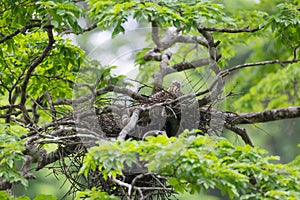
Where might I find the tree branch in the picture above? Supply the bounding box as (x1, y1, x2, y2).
(151, 21, 162, 48)
(19, 25, 55, 124)
(224, 123, 254, 146)
(54, 85, 148, 105)
(226, 106, 300, 125)
(198, 26, 260, 33)
(60, 23, 98, 35)
(222, 59, 300, 75)
(170, 58, 217, 72)
(0, 23, 41, 44)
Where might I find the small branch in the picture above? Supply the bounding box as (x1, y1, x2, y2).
(50, 126, 100, 137)
(36, 133, 101, 144)
(118, 109, 141, 140)
(60, 23, 97, 35)
(0, 23, 41, 44)
(44, 92, 57, 121)
(35, 143, 79, 171)
(113, 86, 148, 102)
(224, 123, 254, 146)
(222, 59, 300, 76)
(166, 34, 208, 48)
(198, 26, 260, 33)
(110, 174, 172, 200)
(197, 24, 221, 73)
(159, 27, 208, 49)
(55, 85, 147, 105)
(25, 120, 76, 138)
(0, 111, 23, 118)
(142, 130, 167, 140)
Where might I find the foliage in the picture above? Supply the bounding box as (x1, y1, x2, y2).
(88, 0, 233, 36)
(0, 190, 58, 200)
(80, 134, 300, 199)
(229, 2, 300, 112)
(0, 124, 27, 187)
(266, 3, 300, 47)
(76, 188, 118, 200)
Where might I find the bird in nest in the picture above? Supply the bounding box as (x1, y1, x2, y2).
(150, 81, 183, 102)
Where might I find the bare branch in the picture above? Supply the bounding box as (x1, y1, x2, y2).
(144, 32, 208, 62)
(171, 58, 210, 72)
(49, 127, 100, 137)
(226, 106, 300, 125)
(158, 27, 208, 49)
(54, 85, 147, 105)
(224, 123, 254, 146)
(198, 26, 260, 33)
(35, 144, 79, 171)
(26, 120, 76, 138)
(222, 59, 300, 75)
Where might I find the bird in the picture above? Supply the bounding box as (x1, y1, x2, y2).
(150, 81, 183, 102)
(167, 81, 183, 97)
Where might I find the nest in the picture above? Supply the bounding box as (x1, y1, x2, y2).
(44, 89, 213, 199)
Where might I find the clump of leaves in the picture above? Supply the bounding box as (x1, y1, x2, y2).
(80, 132, 300, 199)
(0, 124, 27, 187)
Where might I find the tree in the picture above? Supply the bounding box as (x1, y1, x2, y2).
(0, 0, 300, 199)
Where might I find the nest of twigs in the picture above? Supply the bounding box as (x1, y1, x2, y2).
(44, 91, 211, 199)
